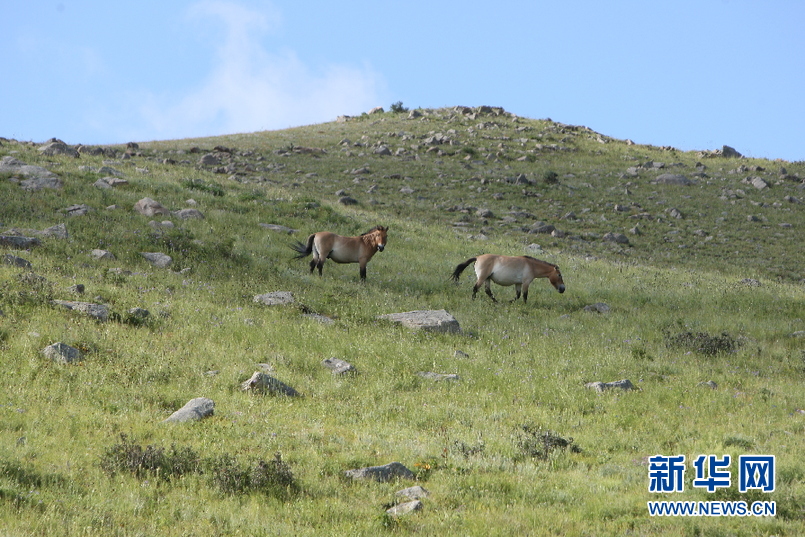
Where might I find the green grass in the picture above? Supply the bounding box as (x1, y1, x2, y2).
(2, 107, 805, 535)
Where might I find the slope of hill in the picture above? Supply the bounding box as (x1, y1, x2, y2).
(1, 106, 804, 536)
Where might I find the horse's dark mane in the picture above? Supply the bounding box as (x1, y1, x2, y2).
(523, 255, 559, 269)
(361, 225, 386, 236)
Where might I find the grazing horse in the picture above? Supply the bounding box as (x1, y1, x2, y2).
(291, 226, 388, 281)
(451, 254, 565, 303)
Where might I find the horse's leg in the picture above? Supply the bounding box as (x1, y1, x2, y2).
(484, 280, 497, 302)
(522, 280, 532, 304)
(309, 258, 317, 274)
(512, 284, 522, 302)
(359, 263, 367, 281)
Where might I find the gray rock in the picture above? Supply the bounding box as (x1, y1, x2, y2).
(173, 208, 205, 219)
(338, 196, 359, 205)
(140, 252, 173, 268)
(38, 140, 79, 157)
(42, 342, 82, 364)
(583, 303, 611, 314)
(386, 500, 422, 516)
(303, 313, 334, 324)
(52, 300, 109, 322)
(585, 379, 636, 392)
(603, 232, 629, 244)
(344, 462, 414, 482)
(747, 176, 769, 190)
(163, 397, 215, 423)
(417, 371, 459, 381)
(698, 380, 718, 389)
(259, 223, 299, 234)
(198, 154, 220, 166)
(377, 309, 461, 333)
(63, 204, 91, 217)
(93, 176, 129, 189)
(396, 485, 430, 500)
(722, 145, 742, 158)
(253, 291, 295, 306)
(134, 197, 170, 217)
(91, 249, 115, 260)
(2, 254, 31, 268)
(67, 284, 85, 295)
(128, 307, 150, 320)
(322, 358, 356, 375)
(240, 371, 300, 396)
(0, 156, 62, 190)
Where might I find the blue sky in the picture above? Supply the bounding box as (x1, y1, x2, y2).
(2, 1, 803, 161)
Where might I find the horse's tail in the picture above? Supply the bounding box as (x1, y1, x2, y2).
(451, 257, 477, 282)
(290, 234, 315, 259)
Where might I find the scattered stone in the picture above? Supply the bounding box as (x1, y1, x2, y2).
(454, 350, 469, 358)
(303, 313, 334, 324)
(396, 485, 430, 500)
(253, 291, 295, 306)
(368, 106, 384, 114)
(163, 397, 215, 423)
(524, 243, 543, 254)
(240, 372, 300, 396)
(0, 235, 41, 249)
(173, 208, 205, 219)
(259, 223, 299, 234)
(94, 176, 128, 189)
(128, 307, 150, 320)
(377, 309, 461, 333)
(2, 254, 31, 268)
(746, 176, 768, 190)
(344, 462, 414, 482)
(417, 371, 459, 381)
(338, 196, 359, 205)
(603, 232, 629, 245)
(721, 145, 742, 158)
(698, 380, 718, 389)
(38, 139, 79, 157)
(42, 342, 82, 364)
(386, 500, 422, 516)
(67, 284, 85, 295)
(134, 197, 170, 217)
(585, 379, 636, 392)
(91, 249, 115, 260)
(62, 204, 91, 217)
(140, 252, 172, 268)
(583, 303, 611, 314)
(741, 278, 761, 287)
(322, 357, 356, 375)
(0, 156, 62, 190)
(52, 300, 109, 322)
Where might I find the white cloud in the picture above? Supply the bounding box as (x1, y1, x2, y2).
(136, 0, 386, 140)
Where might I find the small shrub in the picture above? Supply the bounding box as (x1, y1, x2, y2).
(665, 331, 739, 356)
(389, 101, 408, 113)
(542, 170, 559, 184)
(99, 434, 200, 480)
(514, 425, 580, 461)
(209, 453, 298, 499)
(181, 178, 225, 197)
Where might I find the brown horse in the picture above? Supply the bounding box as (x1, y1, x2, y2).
(291, 226, 388, 281)
(451, 254, 565, 303)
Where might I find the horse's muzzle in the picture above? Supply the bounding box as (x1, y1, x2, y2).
(377, 244, 385, 252)
(557, 285, 566, 293)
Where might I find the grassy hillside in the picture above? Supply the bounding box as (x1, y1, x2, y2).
(2, 106, 805, 536)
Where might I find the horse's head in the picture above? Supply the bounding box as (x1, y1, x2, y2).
(372, 225, 388, 252)
(550, 266, 565, 293)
